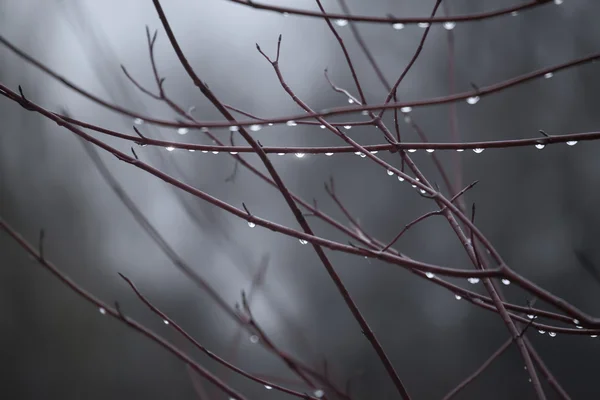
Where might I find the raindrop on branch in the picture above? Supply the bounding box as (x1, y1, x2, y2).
(407, 149, 417, 153)
(501, 279, 511, 285)
(166, 146, 175, 152)
(286, 120, 297, 127)
(418, 22, 430, 28)
(400, 106, 412, 113)
(177, 127, 189, 135)
(325, 152, 334, 156)
(99, 307, 107, 315)
(538, 330, 546, 334)
(163, 319, 169, 325)
(248, 221, 256, 228)
(133, 118, 144, 125)
(544, 72, 554, 79)
(250, 124, 262, 132)
(548, 332, 557, 337)
(456, 149, 464, 152)
(467, 277, 480, 284)
(264, 385, 273, 390)
(387, 169, 394, 176)
(344, 125, 352, 130)
(566, 140, 577, 146)
(229, 125, 239, 132)
(299, 239, 308, 245)
(398, 176, 404, 182)
(535, 144, 545, 150)
(334, 19, 348, 27)
(425, 272, 435, 279)
(314, 389, 324, 398)
(392, 23, 405, 30)
(454, 294, 462, 300)
(466, 96, 480, 105)
(443, 21, 456, 30)
(295, 153, 305, 158)
(426, 149, 434, 153)
(473, 148, 484, 154)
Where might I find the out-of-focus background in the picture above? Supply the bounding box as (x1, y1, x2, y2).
(2, 0, 600, 398)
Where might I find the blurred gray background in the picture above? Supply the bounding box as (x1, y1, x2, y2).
(2, 0, 600, 398)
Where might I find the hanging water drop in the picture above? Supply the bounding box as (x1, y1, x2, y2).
(511, 11, 519, 16)
(400, 106, 412, 113)
(320, 125, 326, 129)
(467, 277, 480, 284)
(443, 21, 456, 30)
(299, 239, 308, 245)
(455, 294, 461, 300)
(548, 332, 557, 337)
(133, 118, 144, 125)
(501, 278, 511, 285)
(202, 150, 208, 153)
(456, 149, 464, 152)
(544, 72, 554, 79)
(166, 146, 175, 152)
(177, 127, 189, 135)
(370, 151, 378, 154)
(392, 23, 405, 30)
(286, 120, 297, 127)
(407, 149, 417, 153)
(248, 221, 256, 228)
(278, 153, 285, 156)
(573, 319, 580, 325)
(334, 19, 348, 27)
(535, 143, 545, 150)
(325, 152, 334, 156)
(419, 189, 426, 194)
(554, 0, 563, 5)
(229, 125, 239, 132)
(264, 385, 273, 390)
(566, 140, 577, 146)
(387, 169, 394, 176)
(230, 151, 238, 155)
(398, 176, 405, 182)
(418, 22, 430, 28)
(314, 389, 324, 398)
(538, 330, 546, 334)
(163, 319, 169, 325)
(250, 124, 262, 132)
(425, 272, 435, 279)
(99, 307, 106, 315)
(295, 153, 305, 158)
(344, 125, 352, 130)
(473, 148, 484, 154)
(249, 335, 259, 343)
(359, 153, 366, 158)
(426, 149, 434, 153)
(466, 96, 480, 105)
(188, 149, 195, 152)
(592, 335, 598, 338)
(212, 151, 219, 154)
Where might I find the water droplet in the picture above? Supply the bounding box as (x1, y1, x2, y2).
(535, 143, 545, 150)
(202, 150, 208, 153)
(319, 125, 326, 129)
(177, 127, 189, 135)
(468, 277, 480, 284)
(163, 319, 169, 325)
(354, 151, 361, 156)
(264, 385, 273, 390)
(466, 96, 480, 105)
(212, 151, 219, 154)
(249, 335, 259, 343)
(295, 153, 305, 158)
(566, 140, 577, 146)
(325, 152, 334, 156)
(511, 11, 519, 16)
(554, 0, 563, 5)
(418, 22, 430, 28)
(229, 125, 239, 132)
(99, 307, 106, 315)
(455, 294, 461, 300)
(250, 124, 262, 132)
(576, 325, 583, 329)
(133, 118, 144, 125)
(473, 148, 484, 154)
(268, 123, 274, 126)
(591, 335, 598, 338)
(359, 153, 366, 158)
(425, 272, 435, 279)
(286, 120, 297, 127)
(443, 21, 456, 30)
(166, 146, 175, 152)
(456, 149, 464, 152)
(334, 19, 348, 27)
(299, 239, 308, 245)
(548, 332, 557, 337)
(248, 221, 256, 228)
(425, 149, 434, 153)
(277, 153, 285, 156)
(407, 149, 417, 153)
(392, 23, 405, 30)
(573, 319, 580, 325)
(398, 176, 405, 182)
(387, 170, 394, 176)
(400, 106, 412, 113)
(501, 278, 511, 285)
(419, 189, 426, 194)
(282, 12, 289, 17)
(544, 72, 554, 79)
(188, 149, 195, 152)
(527, 314, 535, 319)
(348, 98, 354, 104)
(314, 389, 324, 398)
(230, 151, 238, 155)
(538, 330, 546, 334)
(344, 125, 352, 130)
(370, 151, 378, 154)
